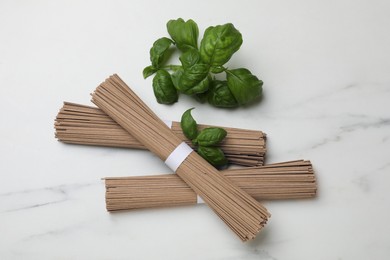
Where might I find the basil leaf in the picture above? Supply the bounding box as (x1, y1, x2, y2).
(150, 37, 174, 68)
(200, 23, 243, 73)
(167, 18, 199, 52)
(186, 74, 210, 95)
(180, 108, 198, 140)
(178, 64, 211, 95)
(195, 127, 227, 146)
(197, 146, 228, 167)
(194, 91, 209, 103)
(143, 65, 158, 79)
(179, 49, 200, 69)
(152, 70, 178, 104)
(171, 68, 184, 90)
(177, 50, 211, 95)
(226, 68, 263, 105)
(207, 80, 238, 108)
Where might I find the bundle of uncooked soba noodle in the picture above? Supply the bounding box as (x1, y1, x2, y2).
(91, 74, 270, 241)
(54, 103, 317, 209)
(54, 102, 266, 167)
(104, 160, 316, 211)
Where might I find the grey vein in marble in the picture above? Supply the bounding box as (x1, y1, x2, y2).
(351, 162, 390, 192)
(310, 117, 390, 149)
(1, 199, 68, 214)
(21, 220, 90, 243)
(0, 182, 97, 214)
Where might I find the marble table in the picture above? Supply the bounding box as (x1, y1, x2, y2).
(1, 0, 389, 259)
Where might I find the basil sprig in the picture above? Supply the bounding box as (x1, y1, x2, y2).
(143, 18, 263, 108)
(180, 108, 228, 167)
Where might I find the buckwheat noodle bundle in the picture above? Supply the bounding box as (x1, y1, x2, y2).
(54, 102, 266, 166)
(105, 160, 316, 211)
(91, 74, 270, 241)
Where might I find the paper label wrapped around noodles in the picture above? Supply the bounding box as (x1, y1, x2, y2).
(164, 142, 193, 172)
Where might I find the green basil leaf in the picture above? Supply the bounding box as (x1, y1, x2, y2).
(152, 70, 178, 104)
(179, 49, 200, 69)
(207, 80, 238, 108)
(186, 74, 210, 95)
(178, 64, 210, 95)
(226, 68, 263, 105)
(171, 68, 183, 90)
(180, 108, 198, 140)
(150, 37, 174, 68)
(194, 91, 209, 103)
(167, 18, 199, 52)
(143, 65, 158, 79)
(200, 23, 243, 73)
(197, 146, 228, 167)
(176, 49, 211, 95)
(194, 127, 227, 146)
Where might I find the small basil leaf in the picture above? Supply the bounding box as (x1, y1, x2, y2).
(181, 108, 198, 140)
(167, 18, 199, 52)
(152, 70, 178, 104)
(226, 68, 263, 105)
(200, 23, 243, 71)
(143, 65, 158, 79)
(178, 64, 210, 95)
(195, 127, 227, 146)
(207, 80, 238, 108)
(150, 37, 174, 68)
(185, 74, 210, 95)
(179, 49, 200, 69)
(197, 146, 228, 167)
(194, 91, 209, 103)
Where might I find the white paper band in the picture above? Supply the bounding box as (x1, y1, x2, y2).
(197, 195, 204, 204)
(164, 142, 193, 172)
(162, 119, 173, 129)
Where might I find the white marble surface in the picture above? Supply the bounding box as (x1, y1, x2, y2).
(1, 0, 390, 259)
